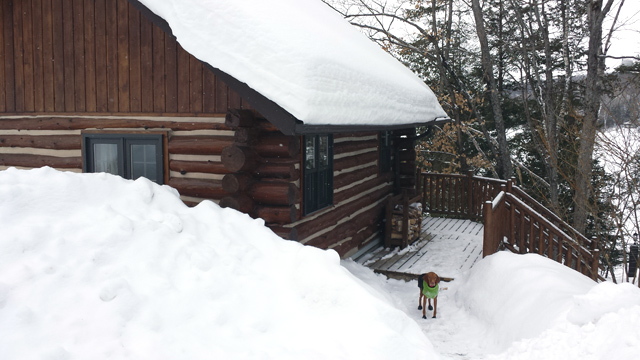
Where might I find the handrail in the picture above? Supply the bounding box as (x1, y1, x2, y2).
(420, 171, 603, 281)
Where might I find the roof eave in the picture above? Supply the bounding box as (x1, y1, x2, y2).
(293, 117, 452, 135)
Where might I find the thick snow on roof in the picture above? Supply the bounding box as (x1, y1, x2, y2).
(138, 0, 447, 126)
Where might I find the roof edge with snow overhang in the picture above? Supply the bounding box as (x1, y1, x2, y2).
(128, 0, 449, 136)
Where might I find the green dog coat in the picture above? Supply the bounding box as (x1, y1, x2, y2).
(422, 282, 439, 299)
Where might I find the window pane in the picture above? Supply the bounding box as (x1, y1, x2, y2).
(305, 137, 316, 170)
(130, 144, 157, 181)
(93, 143, 119, 175)
(319, 135, 329, 167)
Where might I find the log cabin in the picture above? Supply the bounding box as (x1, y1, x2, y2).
(0, 0, 448, 258)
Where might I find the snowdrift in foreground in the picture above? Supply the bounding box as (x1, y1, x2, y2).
(0, 167, 437, 360)
(455, 252, 640, 359)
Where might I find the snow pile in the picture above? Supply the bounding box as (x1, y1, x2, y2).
(138, 0, 447, 126)
(0, 167, 437, 360)
(454, 252, 640, 359)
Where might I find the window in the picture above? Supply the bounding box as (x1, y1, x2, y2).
(303, 134, 333, 215)
(83, 133, 164, 184)
(379, 131, 392, 173)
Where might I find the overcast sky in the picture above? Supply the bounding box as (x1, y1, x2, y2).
(605, 0, 640, 67)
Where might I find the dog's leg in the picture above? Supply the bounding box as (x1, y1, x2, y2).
(428, 298, 433, 311)
(432, 297, 437, 318)
(418, 290, 423, 310)
(422, 296, 427, 319)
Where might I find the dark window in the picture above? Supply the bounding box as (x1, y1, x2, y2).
(83, 134, 164, 184)
(380, 131, 392, 173)
(303, 134, 333, 215)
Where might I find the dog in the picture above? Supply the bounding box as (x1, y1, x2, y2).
(418, 272, 440, 319)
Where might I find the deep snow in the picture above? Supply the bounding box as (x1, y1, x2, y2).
(136, 0, 447, 126)
(2, 167, 640, 359)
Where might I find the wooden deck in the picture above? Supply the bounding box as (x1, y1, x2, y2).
(356, 216, 484, 281)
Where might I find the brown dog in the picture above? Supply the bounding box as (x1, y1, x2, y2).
(418, 272, 440, 319)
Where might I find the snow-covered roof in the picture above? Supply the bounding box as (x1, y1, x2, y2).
(134, 0, 448, 132)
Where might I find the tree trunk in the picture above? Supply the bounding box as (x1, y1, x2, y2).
(470, 0, 512, 179)
(573, 0, 614, 234)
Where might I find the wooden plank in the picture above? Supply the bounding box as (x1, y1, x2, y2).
(117, 0, 129, 112)
(0, 0, 6, 112)
(214, 73, 227, 113)
(164, 35, 177, 112)
(152, 25, 165, 112)
(139, 14, 153, 112)
(94, 0, 107, 112)
(62, 0, 75, 111)
(72, 0, 85, 111)
(51, 0, 65, 111)
(21, 0, 36, 112)
(12, 0, 25, 111)
(128, 3, 141, 112)
(190, 56, 203, 113)
(203, 67, 216, 113)
(41, 0, 54, 111)
(105, 0, 118, 111)
(176, 44, 190, 112)
(32, 0, 45, 111)
(83, 0, 96, 112)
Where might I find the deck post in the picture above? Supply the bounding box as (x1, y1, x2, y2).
(592, 249, 600, 281)
(467, 170, 474, 219)
(482, 200, 494, 258)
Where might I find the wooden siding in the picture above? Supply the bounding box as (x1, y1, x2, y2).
(0, 0, 247, 114)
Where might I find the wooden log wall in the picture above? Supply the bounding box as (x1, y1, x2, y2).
(0, 0, 258, 205)
(219, 109, 301, 240)
(292, 131, 396, 258)
(0, 114, 239, 205)
(0, 0, 248, 114)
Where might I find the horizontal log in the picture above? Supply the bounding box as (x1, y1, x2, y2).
(334, 131, 377, 139)
(0, 135, 81, 150)
(254, 134, 300, 158)
(267, 225, 298, 241)
(0, 118, 231, 131)
(234, 127, 260, 144)
(221, 145, 258, 172)
(168, 178, 226, 199)
(222, 173, 255, 194)
(253, 205, 298, 225)
(0, 153, 82, 168)
(168, 136, 234, 155)
(255, 162, 299, 180)
(225, 109, 257, 128)
(330, 223, 381, 257)
(246, 181, 299, 205)
(334, 164, 378, 190)
(333, 139, 378, 156)
(296, 183, 392, 239)
(169, 160, 230, 174)
(219, 194, 255, 213)
(334, 173, 392, 204)
(334, 151, 378, 172)
(304, 201, 384, 250)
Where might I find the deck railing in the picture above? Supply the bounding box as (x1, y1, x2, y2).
(419, 171, 603, 281)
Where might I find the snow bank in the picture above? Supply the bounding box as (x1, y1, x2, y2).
(455, 252, 640, 358)
(137, 0, 447, 126)
(0, 167, 438, 360)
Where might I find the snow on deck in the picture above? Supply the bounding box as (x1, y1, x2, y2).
(357, 216, 484, 280)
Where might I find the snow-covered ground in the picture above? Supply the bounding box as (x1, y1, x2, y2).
(2, 167, 640, 359)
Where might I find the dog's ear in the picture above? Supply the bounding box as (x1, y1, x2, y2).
(436, 273, 441, 284)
